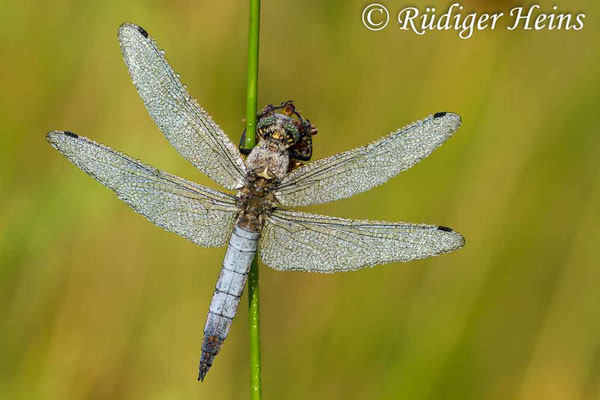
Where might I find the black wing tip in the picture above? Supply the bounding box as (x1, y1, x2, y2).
(137, 25, 149, 38)
(437, 226, 467, 248)
(438, 225, 465, 247)
(118, 22, 149, 38)
(431, 111, 462, 131)
(433, 111, 461, 123)
(63, 130, 79, 138)
(46, 130, 79, 143)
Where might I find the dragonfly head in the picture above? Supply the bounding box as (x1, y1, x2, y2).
(240, 100, 317, 161)
(257, 113, 299, 148)
(258, 100, 316, 154)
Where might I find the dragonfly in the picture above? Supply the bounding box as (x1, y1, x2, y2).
(47, 23, 465, 381)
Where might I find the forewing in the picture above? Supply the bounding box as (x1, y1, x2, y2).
(275, 113, 461, 206)
(47, 131, 239, 247)
(118, 23, 247, 190)
(259, 209, 464, 273)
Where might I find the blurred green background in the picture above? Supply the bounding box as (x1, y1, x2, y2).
(2, 0, 599, 399)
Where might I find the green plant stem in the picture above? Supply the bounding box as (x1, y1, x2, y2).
(247, 257, 261, 399)
(245, 0, 262, 399)
(245, 0, 260, 150)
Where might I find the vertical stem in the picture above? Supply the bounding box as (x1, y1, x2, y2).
(247, 257, 261, 399)
(245, 0, 262, 399)
(245, 0, 261, 150)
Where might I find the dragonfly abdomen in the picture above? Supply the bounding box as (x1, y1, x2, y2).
(198, 225, 260, 381)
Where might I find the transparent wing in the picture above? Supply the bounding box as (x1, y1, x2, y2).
(118, 23, 247, 190)
(275, 112, 461, 207)
(259, 208, 464, 273)
(47, 131, 239, 247)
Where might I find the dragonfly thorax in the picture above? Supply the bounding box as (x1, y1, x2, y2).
(245, 140, 290, 180)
